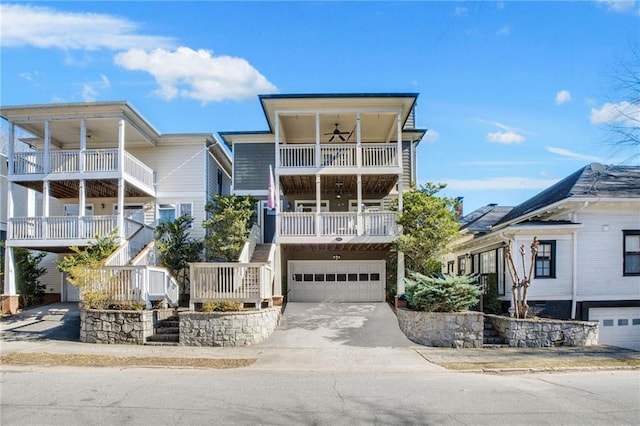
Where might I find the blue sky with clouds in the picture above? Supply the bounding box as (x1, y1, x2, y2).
(1, 1, 638, 214)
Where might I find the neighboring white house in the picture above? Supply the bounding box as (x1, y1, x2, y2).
(443, 164, 640, 350)
(1, 102, 232, 313)
(219, 93, 427, 303)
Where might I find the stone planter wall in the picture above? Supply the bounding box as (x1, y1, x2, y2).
(485, 314, 598, 347)
(80, 309, 153, 344)
(397, 309, 484, 348)
(179, 307, 281, 347)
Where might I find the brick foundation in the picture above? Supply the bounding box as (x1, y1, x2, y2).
(1, 295, 20, 315)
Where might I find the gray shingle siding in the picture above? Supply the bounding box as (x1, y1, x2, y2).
(234, 143, 275, 191)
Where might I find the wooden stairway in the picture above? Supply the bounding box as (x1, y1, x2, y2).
(251, 244, 272, 263)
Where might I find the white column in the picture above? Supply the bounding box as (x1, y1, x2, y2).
(4, 247, 16, 295)
(117, 119, 125, 239)
(80, 118, 86, 172)
(42, 181, 50, 239)
(274, 113, 281, 239)
(315, 175, 321, 236)
(357, 174, 363, 236)
(7, 123, 14, 175)
(315, 113, 321, 167)
(356, 112, 362, 167)
(397, 252, 405, 295)
(44, 120, 50, 174)
(396, 113, 402, 168)
(396, 113, 405, 296)
(79, 180, 86, 238)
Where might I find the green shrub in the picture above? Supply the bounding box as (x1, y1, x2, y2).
(482, 274, 502, 315)
(404, 273, 481, 312)
(202, 301, 243, 312)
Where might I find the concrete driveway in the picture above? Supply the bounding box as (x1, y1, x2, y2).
(0, 302, 80, 342)
(259, 302, 414, 348)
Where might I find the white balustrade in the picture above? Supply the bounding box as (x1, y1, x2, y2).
(362, 144, 398, 167)
(12, 152, 43, 174)
(363, 212, 398, 236)
(84, 149, 119, 172)
(8, 216, 118, 241)
(279, 144, 316, 168)
(190, 263, 272, 302)
(320, 145, 356, 167)
(123, 151, 154, 189)
(320, 212, 357, 235)
(280, 212, 316, 236)
(49, 151, 80, 173)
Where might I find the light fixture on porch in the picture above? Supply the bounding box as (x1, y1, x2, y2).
(332, 254, 341, 261)
(335, 181, 343, 199)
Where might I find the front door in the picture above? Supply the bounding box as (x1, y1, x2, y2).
(263, 207, 276, 243)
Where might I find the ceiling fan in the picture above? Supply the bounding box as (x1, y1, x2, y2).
(325, 123, 350, 142)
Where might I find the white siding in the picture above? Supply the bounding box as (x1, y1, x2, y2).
(575, 207, 640, 300)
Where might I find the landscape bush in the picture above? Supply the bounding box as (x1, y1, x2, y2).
(404, 273, 481, 312)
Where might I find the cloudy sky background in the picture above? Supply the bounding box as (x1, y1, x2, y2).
(1, 1, 638, 213)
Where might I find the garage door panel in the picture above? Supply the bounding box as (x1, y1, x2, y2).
(289, 260, 385, 303)
(589, 307, 640, 350)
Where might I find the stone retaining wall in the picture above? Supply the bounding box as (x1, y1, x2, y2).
(397, 309, 484, 348)
(179, 308, 281, 347)
(80, 309, 153, 344)
(485, 314, 598, 347)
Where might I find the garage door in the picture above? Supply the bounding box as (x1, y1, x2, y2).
(288, 260, 385, 302)
(589, 307, 640, 350)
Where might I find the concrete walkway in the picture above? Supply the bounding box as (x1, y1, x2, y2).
(0, 302, 80, 342)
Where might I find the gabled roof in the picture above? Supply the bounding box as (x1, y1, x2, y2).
(460, 204, 513, 233)
(495, 164, 640, 226)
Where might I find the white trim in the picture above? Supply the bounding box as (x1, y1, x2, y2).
(295, 199, 329, 212)
(348, 199, 383, 212)
(63, 203, 94, 216)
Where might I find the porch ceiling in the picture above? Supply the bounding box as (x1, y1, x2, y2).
(279, 174, 398, 195)
(16, 179, 149, 199)
(282, 243, 391, 252)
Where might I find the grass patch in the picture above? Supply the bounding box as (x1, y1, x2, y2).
(0, 353, 256, 369)
(438, 358, 640, 371)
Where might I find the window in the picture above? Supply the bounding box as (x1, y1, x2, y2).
(480, 251, 496, 274)
(63, 204, 93, 216)
(217, 170, 223, 195)
(623, 230, 640, 276)
(158, 203, 193, 225)
(457, 256, 468, 276)
(535, 240, 556, 278)
(447, 261, 455, 274)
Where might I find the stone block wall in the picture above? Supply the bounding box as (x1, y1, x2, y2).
(397, 309, 484, 348)
(80, 309, 153, 344)
(486, 314, 598, 347)
(179, 308, 281, 347)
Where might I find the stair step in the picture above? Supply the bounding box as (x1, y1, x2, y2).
(483, 337, 507, 345)
(158, 320, 180, 327)
(155, 327, 180, 334)
(144, 341, 180, 347)
(484, 329, 500, 337)
(483, 344, 510, 349)
(146, 334, 179, 343)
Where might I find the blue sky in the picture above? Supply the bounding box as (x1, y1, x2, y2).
(1, 1, 638, 214)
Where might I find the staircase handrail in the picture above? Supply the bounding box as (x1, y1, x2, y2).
(237, 223, 261, 263)
(104, 219, 155, 266)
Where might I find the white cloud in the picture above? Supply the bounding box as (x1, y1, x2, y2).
(487, 131, 525, 144)
(81, 74, 110, 102)
(453, 7, 468, 17)
(595, 0, 638, 14)
(0, 4, 173, 50)
(114, 47, 277, 102)
(18, 71, 39, 81)
(545, 146, 602, 162)
(496, 2, 505, 9)
(590, 101, 640, 126)
(555, 90, 572, 105)
(496, 25, 510, 36)
(423, 129, 440, 144)
(442, 177, 559, 191)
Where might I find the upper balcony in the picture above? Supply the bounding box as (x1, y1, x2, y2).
(278, 142, 399, 174)
(10, 149, 155, 196)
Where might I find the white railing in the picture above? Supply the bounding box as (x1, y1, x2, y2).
(363, 212, 398, 236)
(279, 144, 316, 168)
(320, 145, 356, 167)
(8, 215, 118, 241)
(238, 223, 261, 263)
(12, 152, 44, 174)
(84, 149, 119, 172)
(320, 212, 357, 236)
(362, 144, 398, 167)
(130, 240, 160, 266)
(189, 262, 273, 306)
(278, 143, 399, 169)
(85, 265, 178, 308)
(123, 151, 154, 189)
(50, 151, 80, 173)
(105, 220, 154, 267)
(280, 212, 316, 236)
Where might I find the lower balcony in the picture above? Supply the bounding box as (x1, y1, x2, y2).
(278, 211, 398, 243)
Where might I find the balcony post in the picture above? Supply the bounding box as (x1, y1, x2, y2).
(274, 112, 280, 170)
(42, 180, 50, 239)
(397, 251, 405, 296)
(117, 119, 126, 239)
(79, 179, 86, 238)
(315, 113, 320, 168)
(4, 247, 17, 296)
(356, 112, 362, 167)
(7, 122, 14, 175)
(316, 175, 321, 236)
(80, 118, 86, 172)
(357, 174, 363, 236)
(44, 120, 50, 174)
(396, 113, 402, 168)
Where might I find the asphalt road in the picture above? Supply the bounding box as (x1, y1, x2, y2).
(1, 366, 638, 425)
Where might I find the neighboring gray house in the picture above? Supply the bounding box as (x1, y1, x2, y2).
(220, 93, 427, 303)
(443, 164, 640, 350)
(1, 102, 232, 313)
